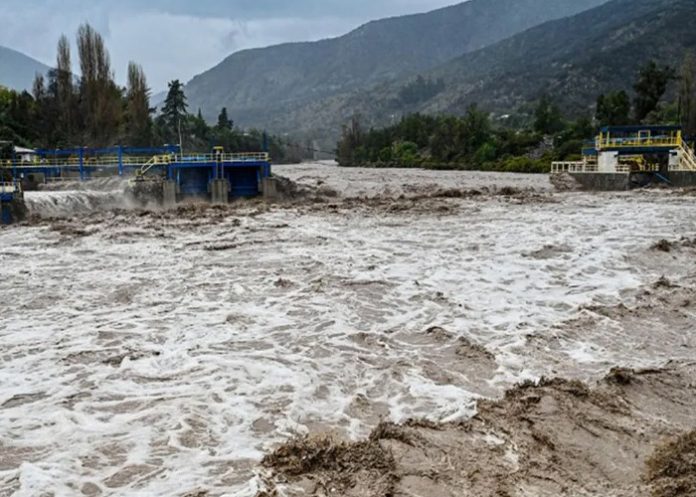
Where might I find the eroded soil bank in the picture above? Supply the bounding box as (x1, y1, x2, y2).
(260, 364, 696, 497)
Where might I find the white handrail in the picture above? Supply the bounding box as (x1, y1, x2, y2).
(551, 161, 598, 174)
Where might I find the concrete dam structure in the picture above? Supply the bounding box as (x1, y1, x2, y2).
(0, 145, 276, 223)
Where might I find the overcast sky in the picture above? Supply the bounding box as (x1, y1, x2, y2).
(0, 0, 456, 91)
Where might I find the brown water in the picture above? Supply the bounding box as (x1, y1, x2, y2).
(1, 163, 695, 496)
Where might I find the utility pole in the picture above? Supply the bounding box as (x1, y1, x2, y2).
(178, 119, 184, 158)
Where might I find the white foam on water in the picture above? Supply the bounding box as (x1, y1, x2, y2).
(2, 166, 696, 496)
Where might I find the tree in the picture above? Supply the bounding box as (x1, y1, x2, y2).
(679, 51, 696, 135)
(336, 114, 364, 165)
(31, 73, 55, 147)
(429, 116, 463, 162)
(191, 109, 210, 143)
(55, 34, 76, 143)
(596, 90, 631, 126)
(216, 107, 233, 130)
(32, 73, 46, 102)
(159, 79, 188, 143)
(125, 62, 153, 146)
(634, 61, 676, 122)
(533, 95, 563, 134)
(77, 23, 122, 145)
(398, 75, 445, 105)
(461, 104, 491, 155)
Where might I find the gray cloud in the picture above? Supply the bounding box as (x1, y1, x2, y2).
(0, 0, 456, 90)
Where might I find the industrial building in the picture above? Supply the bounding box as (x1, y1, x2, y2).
(552, 125, 696, 189)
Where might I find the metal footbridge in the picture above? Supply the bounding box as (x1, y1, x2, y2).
(1, 146, 181, 181)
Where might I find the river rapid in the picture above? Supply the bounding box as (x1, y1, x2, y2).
(1, 163, 695, 496)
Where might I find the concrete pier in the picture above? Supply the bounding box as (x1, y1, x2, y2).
(569, 173, 630, 191)
(210, 179, 230, 204)
(0, 196, 27, 225)
(163, 180, 177, 207)
(261, 177, 279, 200)
(569, 171, 696, 190)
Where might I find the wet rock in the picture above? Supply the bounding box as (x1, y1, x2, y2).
(80, 482, 102, 496)
(424, 326, 453, 341)
(273, 278, 294, 288)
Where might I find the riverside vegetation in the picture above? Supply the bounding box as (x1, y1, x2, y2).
(336, 59, 691, 173)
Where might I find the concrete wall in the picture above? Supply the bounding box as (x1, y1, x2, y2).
(1, 196, 27, 224)
(570, 173, 630, 191)
(163, 181, 177, 207)
(569, 171, 696, 190)
(666, 171, 696, 187)
(210, 179, 230, 204)
(261, 177, 279, 200)
(598, 152, 619, 173)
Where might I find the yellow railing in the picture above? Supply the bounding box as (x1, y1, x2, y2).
(0, 152, 270, 170)
(596, 132, 682, 150)
(0, 156, 156, 169)
(176, 152, 270, 163)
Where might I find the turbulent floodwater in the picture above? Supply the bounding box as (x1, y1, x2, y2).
(1, 163, 696, 496)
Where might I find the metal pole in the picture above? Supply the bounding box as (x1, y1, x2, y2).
(79, 148, 85, 181)
(178, 119, 184, 159)
(118, 145, 124, 176)
(11, 146, 17, 188)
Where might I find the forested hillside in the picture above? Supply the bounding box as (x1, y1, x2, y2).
(184, 0, 606, 127)
(271, 0, 696, 146)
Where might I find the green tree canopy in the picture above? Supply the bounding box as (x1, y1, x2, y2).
(596, 90, 631, 126)
(217, 107, 233, 130)
(634, 61, 676, 122)
(533, 95, 564, 135)
(125, 62, 153, 147)
(159, 79, 188, 142)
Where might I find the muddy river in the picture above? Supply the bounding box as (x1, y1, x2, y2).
(1, 163, 695, 496)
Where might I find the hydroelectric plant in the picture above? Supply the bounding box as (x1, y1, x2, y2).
(0, 145, 277, 224)
(551, 125, 696, 189)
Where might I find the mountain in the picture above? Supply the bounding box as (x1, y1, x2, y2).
(419, 0, 696, 117)
(185, 0, 607, 130)
(269, 0, 696, 144)
(0, 46, 50, 92)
